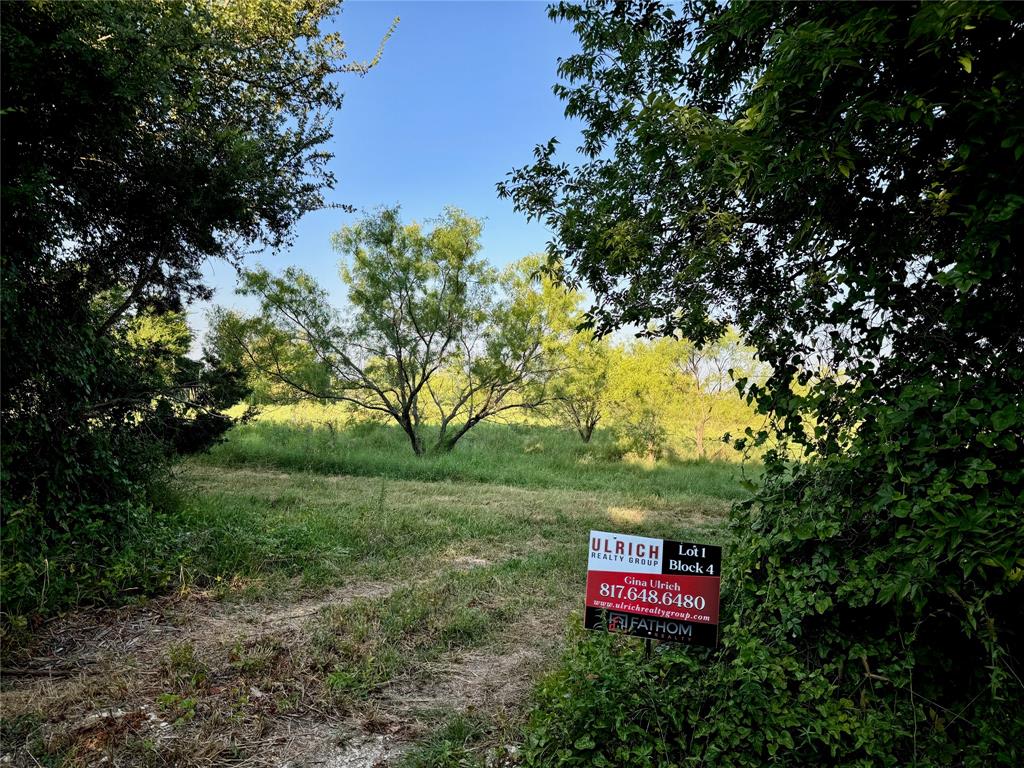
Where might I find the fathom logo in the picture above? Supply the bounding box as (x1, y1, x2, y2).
(607, 611, 693, 638)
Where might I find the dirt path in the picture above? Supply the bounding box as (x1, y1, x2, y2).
(378, 610, 562, 719)
(5, 582, 397, 677)
(1, 570, 564, 767)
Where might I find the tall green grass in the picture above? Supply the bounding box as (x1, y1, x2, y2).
(195, 420, 758, 502)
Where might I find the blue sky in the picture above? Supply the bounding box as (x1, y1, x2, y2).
(190, 0, 582, 350)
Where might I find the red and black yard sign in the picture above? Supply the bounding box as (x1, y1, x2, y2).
(584, 530, 722, 647)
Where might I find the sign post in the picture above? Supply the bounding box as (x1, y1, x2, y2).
(584, 530, 721, 648)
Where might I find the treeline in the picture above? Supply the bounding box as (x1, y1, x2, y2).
(244, 334, 767, 463)
(211, 206, 767, 462)
(548, 331, 766, 460)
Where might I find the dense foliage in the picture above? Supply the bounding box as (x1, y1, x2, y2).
(501, 1, 1024, 764)
(0, 0, 379, 620)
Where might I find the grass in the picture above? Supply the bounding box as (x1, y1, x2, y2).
(195, 419, 758, 503)
(174, 456, 732, 597)
(3, 420, 753, 767)
(398, 713, 494, 768)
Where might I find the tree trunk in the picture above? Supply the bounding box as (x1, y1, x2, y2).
(401, 420, 424, 455)
(433, 416, 481, 453)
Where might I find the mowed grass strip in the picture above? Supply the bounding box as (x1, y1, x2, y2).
(195, 420, 757, 502)
(175, 462, 731, 597)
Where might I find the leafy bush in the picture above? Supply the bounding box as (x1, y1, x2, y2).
(610, 406, 669, 461)
(0, 309, 247, 624)
(1, 0, 362, 623)
(504, 1, 1024, 764)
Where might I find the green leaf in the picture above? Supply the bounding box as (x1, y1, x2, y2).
(992, 406, 1017, 431)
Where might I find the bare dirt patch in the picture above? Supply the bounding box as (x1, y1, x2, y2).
(3, 580, 396, 682)
(377, 609, 565, 719)
(0, 581, 399, 767)
(273, 721, 409, 768)
(382, 645, 547, 717)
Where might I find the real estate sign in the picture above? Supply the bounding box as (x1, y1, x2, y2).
(584, 530, 721, 647)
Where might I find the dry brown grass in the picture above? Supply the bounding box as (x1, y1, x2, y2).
(0, 571, 564, 767)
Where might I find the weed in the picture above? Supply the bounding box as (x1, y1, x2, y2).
(156, 692, 198, 725)
(0, 712, 62, 767)
(227, 639, 279, 676)
(399, 712, 491, 768)
(163, 642, 209, 691)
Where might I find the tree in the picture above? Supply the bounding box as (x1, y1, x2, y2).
(212, 208, 559, 455)
(605, 341, 676, 460)
(531, 266, 614, 443)
(501, 1, 1023, 764)
(668, 330, 764, 458)
(548, 333, 613, 443)
(1, 0, 388, 617)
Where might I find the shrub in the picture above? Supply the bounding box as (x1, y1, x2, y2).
(504, 1, 1024, 764)
(1, 0, 357, 623)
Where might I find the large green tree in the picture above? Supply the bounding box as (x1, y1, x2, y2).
(604, 340, 676, 459)
(211, 208, 561, 454)
(501, 1, 1023, 764)
(0, 0, 388, 616)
